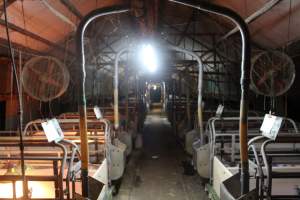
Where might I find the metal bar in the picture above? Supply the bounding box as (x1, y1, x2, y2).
(185, 68, 191, 129)
(162, 19, 237, 63)
(53, 160, 59, 199)
(162, 19, 211, 50)
(170, 45, 204, 142)
(170, 0, 251, 194)
(98, 37, 117, 54)
(125, 66, 129, 131)
(60, 0, 83, 19)
(0, 175, 60, 181)
(3, 0, 27, 198)
(76, 6, 129, 198)
(231, 135, 236, 163)
(97, 35, 125, 53)
(172, 78, 176, 135)
(114, 48, 128, 130)
(176, 11, 194, 46)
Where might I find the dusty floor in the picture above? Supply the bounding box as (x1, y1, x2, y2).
(115, 110, 208, 200)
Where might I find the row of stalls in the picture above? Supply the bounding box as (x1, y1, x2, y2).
(0, 0, 299, 199)
(0, 103, 145, 199)
(0, 4, 148, 198)
(147, 0, 300, 198)
(165, 47, 300, 200)
(170, 105, 300, 199)
(164, 44, 300, 199)
(161, 2, 300, 199)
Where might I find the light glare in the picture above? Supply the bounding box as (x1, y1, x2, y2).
(140, 44, 158, 73)
(0, 181, 54, 198)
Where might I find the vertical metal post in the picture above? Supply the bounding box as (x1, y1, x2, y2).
(185, 68, 191, 129)
(76, 7, 129, 198)
(114, 48, 129, 130)
(125, 66, 129, 131)
(172, 79, 176, 135)
(3, 1, 27, 198)
(168, 45, 203, 143)
(12, 181, 16, 200)
(169, 0, 251, 194)
(178, 74, 182, 102)
(53, 160, 59, 198)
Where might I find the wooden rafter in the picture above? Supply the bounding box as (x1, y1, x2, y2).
(0, 37, 45, 56)
(0, 0, 16, 13)
(60, 0, 83, 19)
(0, 19, 74, 56)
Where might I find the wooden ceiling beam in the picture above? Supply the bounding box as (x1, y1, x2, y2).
(59, 0, 83, 19)
(0, 19, 74, 56)
(220, 0, 282, 41)
(0, 37, 45, 56)
(0, 0, 17, 13)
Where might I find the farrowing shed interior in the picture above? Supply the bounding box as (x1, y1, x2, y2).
(0, 0, 300, 199)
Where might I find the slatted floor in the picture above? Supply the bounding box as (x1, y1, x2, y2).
(115, 110, 208, 200)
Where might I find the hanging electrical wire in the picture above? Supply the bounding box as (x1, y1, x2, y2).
(3, 0, 27, 198)
(286, 0, 292, 49)
(21, 0, 29, 48)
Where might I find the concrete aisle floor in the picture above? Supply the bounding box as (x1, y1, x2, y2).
(115, 111, 208, 200)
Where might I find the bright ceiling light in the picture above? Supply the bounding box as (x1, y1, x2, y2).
(140, 44, 158, 73)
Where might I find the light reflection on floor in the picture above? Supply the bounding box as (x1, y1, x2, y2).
(144, 115, 170, 126)
(0, 181, 54, 198)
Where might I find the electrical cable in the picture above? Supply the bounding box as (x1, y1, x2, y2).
(286, 0, 292, 51)
(3, 0, 28, 198)
(21, 0, 29, 47)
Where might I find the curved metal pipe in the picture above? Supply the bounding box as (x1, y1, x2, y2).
(76, 6, 129, 197)
(100, 118, 112, 186)
(170, 0, 251, 194)
(114, 45, 204, 139)
(54, 141, 68, 200)
(260, 139, 273, 197)
(169, 45, 204, 141)
(114, 48, 130, 130)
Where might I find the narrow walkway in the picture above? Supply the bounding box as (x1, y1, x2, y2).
(115, 111, 208, 200)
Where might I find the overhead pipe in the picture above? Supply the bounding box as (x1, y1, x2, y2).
(76, 6, 129, 198)
(169, 0, 251, 195)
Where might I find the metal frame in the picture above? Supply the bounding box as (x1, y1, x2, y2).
(0, 140, 68, 199)
(207, 116, 298, 183)
(113, 45, 204, 140)
(0, 114, 113, 199)
(76, 6, 129, 197)
(249, 135, 300, 199)
(169, 0, 251, 194)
